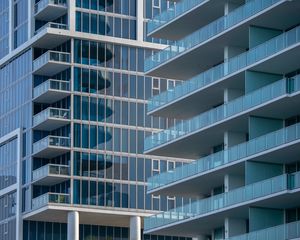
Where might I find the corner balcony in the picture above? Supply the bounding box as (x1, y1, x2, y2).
(32, 164, 69, 186)
(146, 123, 300, 196)
(148, 24, 300, 118)
(144, 172, 300, 236)
(145, 0, 299, 79)
(33, 51, 70, 77)
(32, 22, 70, 49)
(32, 136, 70, 158)
(147, 0, 226, 40)
(34, 0, 67, 22)
(32, 193, 70, 210)
(145, 75, 300, 157)
(33, 107, 70, 131)
(33, 79, 70, 104)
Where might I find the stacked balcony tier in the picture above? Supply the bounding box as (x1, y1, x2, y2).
(33, 136, 70, 158)
(32, 164, 69, 186)
(34, 0, 67, 22)
(32, 192, 70, 210)
(33, 51, 70, 76)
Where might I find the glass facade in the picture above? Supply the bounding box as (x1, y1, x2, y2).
(0, 0, 9, 59)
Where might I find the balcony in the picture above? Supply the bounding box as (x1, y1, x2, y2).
(33, 107, 70, 131)
(33, 51, 70, 76)
(147, 122, 300, 196)
(33, 79, 70, 104)
(148, 24, 300, 118)
(32, 192, 70, 210)
(145, 76, 300, 157)
(32, 136, 70, 158)
(32, 164, 69, 186)
(147, 0, 226, 40)
(145, 0, 299, 78)
(144, 172, 300, 235)
(34, 0, 67, 22)
(33, 22, 70, 49)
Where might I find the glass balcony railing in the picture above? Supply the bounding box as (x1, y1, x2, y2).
(33, 51, 70, 72)
(145, 75, 300, 152)
(34, 22, 69, 35)
(145, 0, 282, 72)
(33, 79, 70, 99)
(147, 0, 206, 35)
(147, 122, 300, 192)
(145, 172, 300, 231)
(34, 0, 67, 15)
(147, 22, 300, 114)
(32, 164, 69, 181)
(228, 220, 300, 240)
(33, 136, 70, 154)
(32, 192, 70, 209)
(33, 107, 70, 127)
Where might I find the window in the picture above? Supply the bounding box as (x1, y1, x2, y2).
(167, 161, 175, 172)
(152, 159, 160, 175)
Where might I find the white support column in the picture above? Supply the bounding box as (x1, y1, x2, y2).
(68, 211, 79, 240)
(68, 0, 76, 32)
(130, 216, 141, 240)
(136, 0, 144, 42)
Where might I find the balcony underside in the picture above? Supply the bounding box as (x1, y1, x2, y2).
(33, 62, 70, 77)
(33, 90, 70, 104)
(23, 206, 152, 228)
(32, 175, 69, 186)
(146, 92, 300, 159)
(32, 29, 70, 49)
(33, 118, 70, 131)
(149, 138, 300, 196)
(144, 190, 300, 236)
(33, 146, 70, 158)
(148, 0, 225, 40)
(149, 40, 300, 119)
(35, 4, 67, 22)
(147, 1, 300, 79)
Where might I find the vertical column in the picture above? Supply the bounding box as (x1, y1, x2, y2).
(224, 218, 247, 238)
(130, 216, 141, 240)
(8, 0, 13, 52)
(68, 211, 79, 240)
(28, 0, 33, 39)
(136, 0, 144, 42)
(68, 0, 76, 32)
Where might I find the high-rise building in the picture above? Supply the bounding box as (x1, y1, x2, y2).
(143, 0, 300, 239)
(0, 1, 192, 240)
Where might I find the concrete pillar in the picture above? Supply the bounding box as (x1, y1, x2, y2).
(68, 211, 79, 240)
(68, 0, 76, 32)
(224, 88, 244, 103)
(130, 216, 141, 240)
(224, 0, 243, 15)
(136, 0, 144, 42)
(224, 218, 247, 238)
(224, 46, 245, 75)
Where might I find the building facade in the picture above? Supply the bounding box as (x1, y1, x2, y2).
(0, 0, 192, 240)
(143, 0, 300, 239)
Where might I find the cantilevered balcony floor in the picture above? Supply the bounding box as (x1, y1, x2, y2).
(146, 0, 300, 79)
(32, 164, 69, 186)
(144, 188, 300, 236)
(145, 91, 300, 159)
(148, 27, 300, 119)
(34, 0, 67, 22)
(148, 0, 227, 40)
(33, 80, 70, 104)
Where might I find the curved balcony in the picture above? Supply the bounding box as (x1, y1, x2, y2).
(33, 136, 70, 158)
(33, 79, 70, 104)
(144, 172, 300, 235)
(145, 0, 298, 78)
(145, 76, 300, 156)
(147, 24, 300, 117)
(147, 122, 300, 195)
(33, 107, 70, 131)
(32, 164, 69, 186)
(32, 192, 70, 210)
(33, 50, 70, 77)
(147, 0, 225, 40)
(34, 0, 67, 22)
